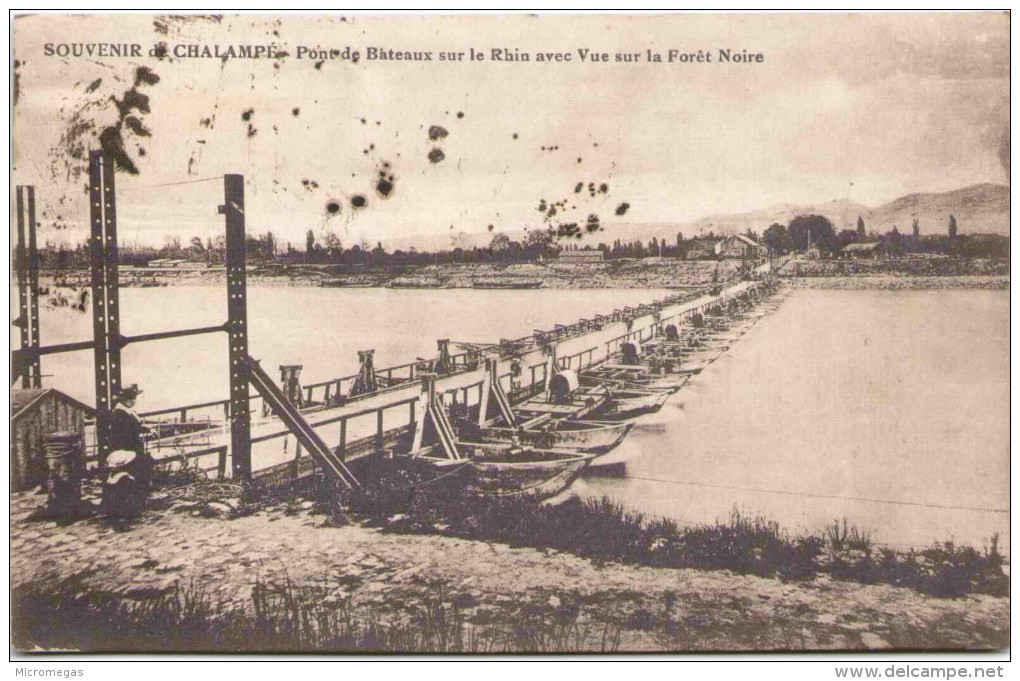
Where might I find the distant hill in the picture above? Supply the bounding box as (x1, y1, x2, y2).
(633, 184, 1010, 242)
(383, 183, 1009, 251)
(863, 184, 1009, 237)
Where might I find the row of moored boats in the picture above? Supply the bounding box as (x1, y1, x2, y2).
(404, 281, 786, 499)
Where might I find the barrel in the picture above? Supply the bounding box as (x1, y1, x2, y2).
(44, 432, 84, 515)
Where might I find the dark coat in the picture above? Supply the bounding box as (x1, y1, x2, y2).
(107, 406, 153, 487)
(108, 406, 146, 454)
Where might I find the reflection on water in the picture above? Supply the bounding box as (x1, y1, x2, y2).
(582, 289, 1010, 554)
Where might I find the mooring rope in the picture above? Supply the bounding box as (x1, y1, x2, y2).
(123, 175, 226, 189)
(615, 474, 1009, 515)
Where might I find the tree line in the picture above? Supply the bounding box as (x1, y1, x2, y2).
(762, 214, 1009, 259)
(23, 213, 1007, 271)
(27, 227, 709, 269)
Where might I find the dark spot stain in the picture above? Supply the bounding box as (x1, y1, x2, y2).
(556, 223, 580, 238)
(247, 124, 257, 138)
(615, 202, 630, 216)
(123, 116, 151, 137)
(137, 147, 146, 156)
(487, 224, 495, 232)
(153, 42, 168, 60)
(428, 148, 445, 163)
(428, 125, 449, 141)
(112, 88, 150, 118)
(574, 182, 583, 193)
(134, 66, 160, 87)
(363, 149, 369, 154)
(376, 177, 394, 198)
(86, 78, 103, 93)
(351, 195, 367, 208)
(200, 117, 212, 128)
(301, 179, 319, 190)
(325, 201, 340, 215)
(241, 108, 254, 122)
(292, 107, 300, 116)
(370, 143, 375, 150)
(586, 214, 601, 233)
(456, 111, 464, 119)
(360, 117, 367, 124)
(314, 60, 324, 70)
(99, 126, 138, 174)
(512, 133, 518, 140)
(599, 183, 608, 193)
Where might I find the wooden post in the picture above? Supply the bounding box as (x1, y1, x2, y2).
(338, 418, 347, 460)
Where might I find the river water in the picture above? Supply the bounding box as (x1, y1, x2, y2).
(22, 285, 1009, 553)
(581, 288, 1010, 554)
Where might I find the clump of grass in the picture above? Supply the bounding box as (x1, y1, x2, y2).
(150, 456, 208, 490)
(11, 573, 622, 653)
(367, 478, 1007, 599)
(825, 518, 875, 583)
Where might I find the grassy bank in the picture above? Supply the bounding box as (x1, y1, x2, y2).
(11, 572, 621, 653)
(344, 468, 1008, 599)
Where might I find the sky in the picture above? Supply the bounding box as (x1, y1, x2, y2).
(11, 12, 1010, 249)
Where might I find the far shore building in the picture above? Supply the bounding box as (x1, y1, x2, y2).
(840, 242, 882, 259)
(718, 234, 768, 261)
(685, 238, 723, 260)
(686, 234, 766, 261)
(557, 250, 605, 263)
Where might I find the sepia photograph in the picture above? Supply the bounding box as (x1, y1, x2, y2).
(8, 11, 1011, 661)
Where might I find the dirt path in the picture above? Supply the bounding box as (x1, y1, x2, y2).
(10, 489, 1009, 652)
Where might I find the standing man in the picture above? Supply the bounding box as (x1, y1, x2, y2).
(102, 384, 153, 517)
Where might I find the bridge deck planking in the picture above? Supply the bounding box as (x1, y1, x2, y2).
(143, 277, 766, 478)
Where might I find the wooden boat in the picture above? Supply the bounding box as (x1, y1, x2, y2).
(387, 279, 451, 289)
(461, 419, 633, 455)
(471, 280, 543, 289)
(319, 279, 375, 288)
(581, 362, 689, 393)
(514, 375, 610, 421)
(599, 389, 671, 420)
(420, 442, 593, 499)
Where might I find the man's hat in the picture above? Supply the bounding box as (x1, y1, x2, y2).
(115, 384, 143, 403)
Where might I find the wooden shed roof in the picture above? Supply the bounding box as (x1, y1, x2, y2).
(12, 388, 94, 422)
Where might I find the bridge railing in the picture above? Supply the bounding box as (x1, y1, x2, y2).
(135, 283, 717, 431)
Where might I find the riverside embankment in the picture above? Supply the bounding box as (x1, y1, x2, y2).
(9, 486, 1010, 652)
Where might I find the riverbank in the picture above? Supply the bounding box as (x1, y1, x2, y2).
(10, 486, 1009, 653)
(784, 275, 1009, 290)
(40, 260, 742, 290)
